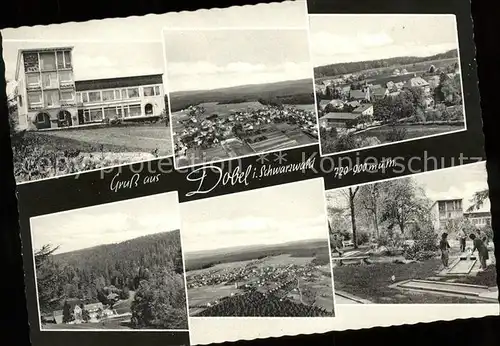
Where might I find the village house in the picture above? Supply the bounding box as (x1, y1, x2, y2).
(319, 99, 344, 111)
(463, 210, 492, 228)
(370, 87, 389, 101)
(349, 88, 370, 102)
(430, 198, 464, 231)
(319, 112, 361, 129)
(352, 103, 374, 117)
(14, 46, 165, 130)
(404, 76, 431, 95)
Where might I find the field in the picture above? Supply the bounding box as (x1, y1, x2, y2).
(354, 123, 465, 144)
(168, 78, 315, 112)
(185, 239, 331, 271)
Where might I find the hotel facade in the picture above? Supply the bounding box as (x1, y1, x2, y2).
(14, 47, 165, 130)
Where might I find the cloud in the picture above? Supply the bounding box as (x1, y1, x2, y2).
(310, 30, 457, 66)
(182, 214, 327, 253)
(166, 60, 312, 91)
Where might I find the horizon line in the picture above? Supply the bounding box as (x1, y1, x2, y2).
(313, 48, 458, 68)
(184, 237, 328, 255)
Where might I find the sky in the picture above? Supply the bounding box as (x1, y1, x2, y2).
(180, 178, 329, 254)
(163, 29, 312, 92)
(1, 0, 307, 97)
(309, 14, 460, 67)
(326, 162, 490, 212)
(30, 192, 180, 255)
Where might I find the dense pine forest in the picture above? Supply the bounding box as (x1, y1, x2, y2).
(35, 230, 188, 329)
(314, 49, 458, 78)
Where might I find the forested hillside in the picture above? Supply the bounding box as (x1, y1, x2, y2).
(314, 49, 458, 78)
(35, 230, 188, 329)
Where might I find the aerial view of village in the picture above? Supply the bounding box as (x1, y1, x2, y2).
(180, 179, 335, 317)
(309, 14, 466, 155)
(325, 162, 497, 305)
(2, 19, 175, 184)
(162, 27, 318, 168)
(31, 192, 189, 330)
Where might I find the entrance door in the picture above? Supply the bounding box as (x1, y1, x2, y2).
(78, 109, 85, 124)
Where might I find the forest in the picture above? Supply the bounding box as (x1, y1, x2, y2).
(314, 49, 458, 78)
(35, 230, 188, 329)
(194, 291, 332, 317)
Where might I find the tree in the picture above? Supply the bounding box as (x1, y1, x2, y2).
(131, 270, 188, 329)
(62, 301, 74, 323)
(467, 189, 489, 212)
(35, 245, 65, 314)
(379, 178, 430, 236)
(357, 184, 382, 239)
(341, 187, 360, 249)
(429, 65, 436, 73)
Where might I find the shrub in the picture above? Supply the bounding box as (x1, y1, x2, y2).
(357, 232, 371, 246)
(386, 126, 407, 142)
(403, 223, 438, 261)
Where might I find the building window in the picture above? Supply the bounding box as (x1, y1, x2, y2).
(143, 86, 160, 97)
(76, 92, 82, 103)
(121, 89, 128, 99)
(18, 95, 23, 108)
(82, 92, 89, 103)
(56, 50, 72, 69)
(27, 92, 42, 106)
(127, 88, 139, 98)
(26, 74, 40, 86)
(42, 72, 58, 88)
(104, 107, 122, 119)
(114, 90, 121, 99)
(129, 104, 142, 117)
(59, 70, 73, 82)
(89, 109, 103, 122)
(60, 91, 74, 101)
(23, 53, 40, 73)
(36, 113, 46, 123)
(44, 90, 60, 107)
(40, 52, 56, 71)
(83, 109, 91, 122)
(88, 91, 101, 102)
(145, 103, 154, 115)
(102, 90, 115, 101)
(58, 111, 66, 121)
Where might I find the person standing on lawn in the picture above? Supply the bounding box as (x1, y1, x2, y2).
(439, 232, 451, 268)
(470, 233, 489, 270)
(459, 229, 467, 253)
(331, 234, 344, 257)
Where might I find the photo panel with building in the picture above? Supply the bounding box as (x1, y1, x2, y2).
(29, 191, 190, 331)
(324, 161, 497, 305)
(162, 24, 319, 169)
(3, 38, 171, 185)
(179, 178, 335, 318)
(308, 14, 467, 157)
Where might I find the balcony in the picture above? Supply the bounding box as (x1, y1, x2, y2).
(42, 82, 60, 90)
(26, 83, 42, 91)
(59, 81, 75, 89)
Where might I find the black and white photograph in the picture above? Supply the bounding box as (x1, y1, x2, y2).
(163, 24, 318, 169)
(30, 192, 189, 330)
(309, 14, 466, 156)
(325, 162, 497, 304)
(180, 178, 335, 317)
(3, 37, 171, 184)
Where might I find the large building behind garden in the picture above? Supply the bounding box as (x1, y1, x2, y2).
(14, 47, 165, 130)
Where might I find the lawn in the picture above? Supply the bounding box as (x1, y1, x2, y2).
(12, 123, 172, 182)
(355, 123, 465, 144)
(38, 123, 172, 156)
(332, 259, 479, 304)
